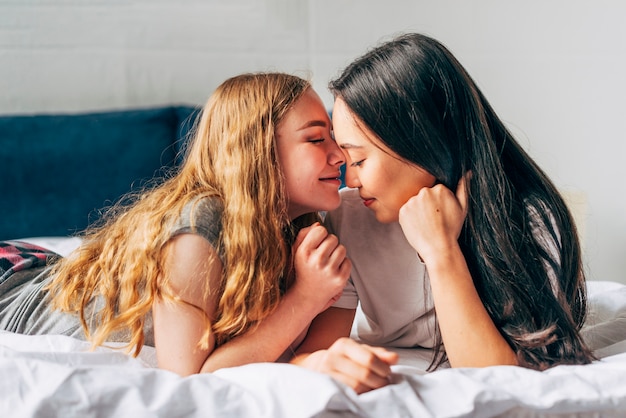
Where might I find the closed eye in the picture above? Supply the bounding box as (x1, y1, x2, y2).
(309, 138, 325, 144)
(350, 159, 364, 167)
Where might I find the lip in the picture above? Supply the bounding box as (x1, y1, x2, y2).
(319, 178, 342, 187)
(361, 197, 375, 207)
(319, 171, 342, 180)
(319, 172, 342, 186)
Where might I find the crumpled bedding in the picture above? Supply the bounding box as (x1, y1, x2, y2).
(1, 268, 625, 417)
(1, 330, 625, 418)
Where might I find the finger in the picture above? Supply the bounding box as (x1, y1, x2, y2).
(456, 171, 471, 215)
(331, 372, 376, 395)
(330, 291, 342, 303)
(324, 239, 346, 267)
(293, 222, 318, 250)
(316, 233, 340, 257)
(332, 356, 391, 393)
(323, 339, 395, 393)
(337, 340, 394, 379)
(297, 223, 328, 251)
(338, 257, 352, 279)
(369, 346, 399, 365)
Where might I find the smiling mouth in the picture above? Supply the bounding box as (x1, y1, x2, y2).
(319, 173, 342, 182)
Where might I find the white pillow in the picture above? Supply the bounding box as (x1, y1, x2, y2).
(582, 280, 626, 357)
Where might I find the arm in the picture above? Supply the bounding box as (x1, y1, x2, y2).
(154, 223, 351, 375)
(202, 224, 351, 371)
(424, 245, 517, 367)
(152, 233, 220, 376)
(398, 176, 517, 368)
(199, 286, 333, 373)
(294, 306, 356, 355)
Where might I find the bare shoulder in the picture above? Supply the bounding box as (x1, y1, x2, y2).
(162, 233, 223, 308)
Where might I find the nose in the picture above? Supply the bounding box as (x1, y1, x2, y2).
(328, 140, 345, 167)
(343, 164, 361, 188)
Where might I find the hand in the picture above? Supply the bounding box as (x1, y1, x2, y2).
(398, 174, 470, 264)
(297, 337, 398, 394)
(291, 223, 352, 313)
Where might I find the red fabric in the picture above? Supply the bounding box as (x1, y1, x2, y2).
(0, 241, 59, 283)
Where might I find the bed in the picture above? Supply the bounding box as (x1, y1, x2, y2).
(0, 238, 624, 417)
(2, 109, 626, 417)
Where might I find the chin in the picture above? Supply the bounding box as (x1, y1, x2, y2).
(320, 193, 341, 210)
(300, 198, 340, 215)
(320, 200, 341, 212)
(374, 212, 397, 224)
(371, 201, 401, 224)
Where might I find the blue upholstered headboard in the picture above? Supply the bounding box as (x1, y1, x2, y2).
(0, 106, 200, 240)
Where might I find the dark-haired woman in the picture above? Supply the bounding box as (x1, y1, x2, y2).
(291, 33, 595, 394)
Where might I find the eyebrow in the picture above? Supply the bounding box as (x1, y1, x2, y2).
(297, 120, 328, 131)
(339, 143, 362, 149)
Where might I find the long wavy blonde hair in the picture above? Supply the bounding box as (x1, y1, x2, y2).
(47, 73, 318, 356)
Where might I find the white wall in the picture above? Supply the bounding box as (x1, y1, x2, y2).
(2, 0, 625, 284)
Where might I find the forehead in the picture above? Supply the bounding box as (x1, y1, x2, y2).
(279, 90, 329, 131)
(276, 89, 330, 137)
(332, 98, 379, 148)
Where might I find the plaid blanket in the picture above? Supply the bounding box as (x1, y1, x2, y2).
(0, 241, 59, 285)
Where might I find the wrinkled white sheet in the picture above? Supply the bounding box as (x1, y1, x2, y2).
(1, 280, 625, 418)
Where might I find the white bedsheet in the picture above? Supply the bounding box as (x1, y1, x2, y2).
(1, 330, 625, 418)
(1, 257, 625, 417)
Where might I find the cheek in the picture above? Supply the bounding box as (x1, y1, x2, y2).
(284, 151, 322, 186)
(377, 165, 427, 208)
(373, 164, 399, 191)
(307, 148, 331, 172)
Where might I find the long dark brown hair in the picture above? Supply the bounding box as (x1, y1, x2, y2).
(330, 33, 595, 370)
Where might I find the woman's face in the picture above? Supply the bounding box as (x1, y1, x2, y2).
(275, 88, 345, 220)
(332, 97, 437, 223)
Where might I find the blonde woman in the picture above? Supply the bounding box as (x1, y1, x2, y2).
(0, 73, 350, 375)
